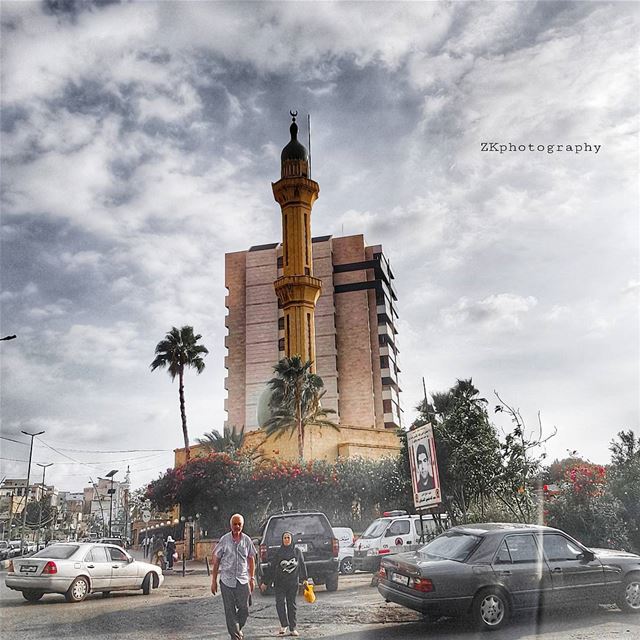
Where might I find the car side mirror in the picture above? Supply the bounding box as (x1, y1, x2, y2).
(128, 555, 135, 564)
(579, 550, 595, 562)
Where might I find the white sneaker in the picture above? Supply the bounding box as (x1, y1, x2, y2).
(277, 628, 288, 636)
(290, 631, 300, 637)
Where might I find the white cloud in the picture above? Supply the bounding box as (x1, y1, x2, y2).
(441, 294, 538, 331)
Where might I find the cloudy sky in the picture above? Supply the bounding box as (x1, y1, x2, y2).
(1, 0, 638, 493)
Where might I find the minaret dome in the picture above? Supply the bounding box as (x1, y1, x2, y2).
(281, 111, 309, 178)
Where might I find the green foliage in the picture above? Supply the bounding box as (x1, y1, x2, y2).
(150, 325, 209, 460)
(197, 426, 246, 454)
(544, 460, 631, 550)
(264, 356, 339, 459)
(145, 454, 412, 536)
(607, 430, 640, 551)
(413, 379, 503, 524)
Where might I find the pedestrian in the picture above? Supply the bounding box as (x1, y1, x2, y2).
(151, 535, 164, 568)
(142, 536, 149, 558)
(260, 531, 307, 637)
(165, 535, 176, 570)
(211, 513, 257, 640)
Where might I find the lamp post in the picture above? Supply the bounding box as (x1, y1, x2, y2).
(19, 429, 45, 555)
(105, 469, 118, 537)
(35, 463, 53, 550)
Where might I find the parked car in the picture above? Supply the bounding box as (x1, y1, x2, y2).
(5, 542, 164, 603)
(258, 511, 339, 592)
(355, 511, 446, 573)
(97, 537, 127, 548)
(8, 541, 24, 557)
(377, 522, 640, 631)
(332, 527, 355, 575)
(0, 541, 10, 561)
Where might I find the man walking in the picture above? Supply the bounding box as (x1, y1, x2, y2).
(211, 514, 256, 640)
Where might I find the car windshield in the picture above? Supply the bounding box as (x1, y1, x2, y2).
(418, 532, 482, 562)
(266, 515, 331, 543)
(32, 544, 79, 559)
(360, 519, 390, 539)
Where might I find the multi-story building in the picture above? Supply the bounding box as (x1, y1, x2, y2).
(225, 234, 402, 435)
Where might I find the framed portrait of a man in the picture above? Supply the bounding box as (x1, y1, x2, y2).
(407, 423, 441, 509)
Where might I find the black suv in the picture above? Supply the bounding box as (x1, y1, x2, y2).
(258, 511, 339, 591)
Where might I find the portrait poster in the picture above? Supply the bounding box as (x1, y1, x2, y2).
(407, 423, 441, 510)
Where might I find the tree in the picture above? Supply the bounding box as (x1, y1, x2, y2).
(413, 379, 502, 524)
(608, 430, 640, 551)
(263, 356, 339, 459)
(150, 326, 208, 461)
(197, 427, 246, 454)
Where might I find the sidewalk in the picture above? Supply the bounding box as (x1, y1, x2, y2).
(130, 548, 210, 576)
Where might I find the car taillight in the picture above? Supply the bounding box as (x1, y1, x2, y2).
(42, 561, 57, 575)
(259, 544, 267, 562)
(410, 577, 433, 593)
(378, 548, 391, 554)
(332, 538, 339, 557)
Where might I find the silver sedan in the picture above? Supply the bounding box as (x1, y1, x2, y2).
(5, 542, 164, 603)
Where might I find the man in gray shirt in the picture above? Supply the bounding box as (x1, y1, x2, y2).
(211, 513, 256, 640)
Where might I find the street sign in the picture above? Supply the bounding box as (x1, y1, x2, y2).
(142, 510, 151, 523)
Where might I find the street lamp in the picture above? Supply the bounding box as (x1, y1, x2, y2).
(105, 469, 118, 537)
(19, 429, 45, 555)
(35, 463, 53, 550)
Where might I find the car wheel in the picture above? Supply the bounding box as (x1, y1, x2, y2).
(325, 572, 339, 592)
(22, 590, 44, 602)
(617, 574, 640, 613)
(142, 573, 154, 595)
(340, 557, 355, 575)
(65, 576, 90, 603)
(472, 587, 509, 631)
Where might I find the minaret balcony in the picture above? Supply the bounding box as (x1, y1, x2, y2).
(274, 274, 322, 306)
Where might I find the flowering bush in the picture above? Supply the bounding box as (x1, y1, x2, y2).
(544, 461, 630, 550)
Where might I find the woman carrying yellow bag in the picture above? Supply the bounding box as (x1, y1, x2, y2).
(260, 531, 308, 636)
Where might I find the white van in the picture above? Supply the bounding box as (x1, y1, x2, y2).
(353, 511, 447, 572)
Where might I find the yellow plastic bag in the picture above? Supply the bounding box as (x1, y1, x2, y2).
(303, 582, 316, 604)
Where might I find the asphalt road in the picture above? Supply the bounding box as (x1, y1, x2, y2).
(1, 570, 639, 640)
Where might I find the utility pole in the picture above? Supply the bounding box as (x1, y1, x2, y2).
(106, 469, 118, 537)
(35, 463, 53, 550)
(19, 429, 45, 555)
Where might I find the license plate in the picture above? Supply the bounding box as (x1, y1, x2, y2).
(20, 565, 38, 573)
(391, 572, 409, 586)
(295, 543, 307, 552)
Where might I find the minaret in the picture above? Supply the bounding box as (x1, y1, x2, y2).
(272, 111, 322, 370)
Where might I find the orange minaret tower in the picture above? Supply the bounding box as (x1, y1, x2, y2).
(272, 111, 322, 370)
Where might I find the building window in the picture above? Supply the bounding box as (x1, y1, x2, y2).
(278, 317, 285, 330)
(383, 399, 392, 413)
(380, 355, 389, 369)
(277, 256, 283, 268)
(307, 312, 312, 359)
(278, 338, 285, 351)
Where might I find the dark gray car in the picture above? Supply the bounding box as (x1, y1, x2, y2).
(378, 522, 640, 630)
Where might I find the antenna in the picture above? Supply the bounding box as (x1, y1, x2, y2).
(308, 113, 312, 179)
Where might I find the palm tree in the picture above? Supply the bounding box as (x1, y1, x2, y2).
(197, 427, 246, 454)
(150, 326, 208, 461)
(263, 356, 339, 459)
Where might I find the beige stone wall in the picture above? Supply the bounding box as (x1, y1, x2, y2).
(332, 236, 376, 428)
(245, 248, 279, 430)
(243, 424, 400, 462)
(224, 251, 247, 432)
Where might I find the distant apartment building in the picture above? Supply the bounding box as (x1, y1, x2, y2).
(224, 233, 402, 435)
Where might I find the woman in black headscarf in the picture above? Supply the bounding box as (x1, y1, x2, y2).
(265, 531, 307, 637)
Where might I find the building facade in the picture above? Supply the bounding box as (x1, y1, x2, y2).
(224, 233, 402, 436)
